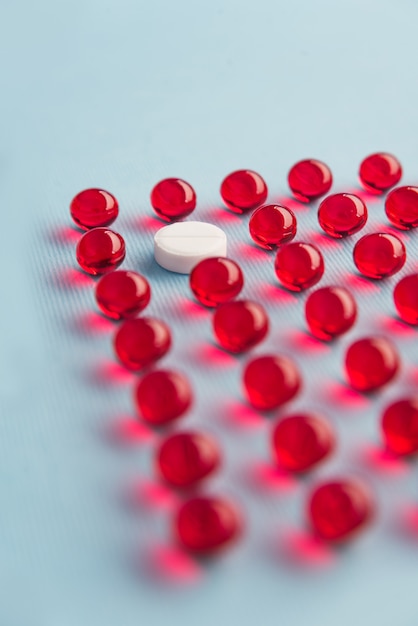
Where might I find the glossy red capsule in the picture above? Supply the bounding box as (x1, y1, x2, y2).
(114, 318, 171, 371)
(189, 257, 244, 307)
(344, 336, 400, 392)
(359, 153, 402, 193)
(393, 274, 418, 324)
(213, 300, 269, 353)
(305, 286, 357, 340)
(70, 188, 119, 230)
(249, 204, 297, 250)
(275, 242, 325, 291)
(220, 170, 268, 214)
(95, 270, 151, 319)
(243, 354, 301, 411)
(175, 496, 242, 553)
(157, 432, 221, 487)
(381, 397, 418, 456)
(150, 178, 196, 221)
(318, 193, 368, 238)
(353, 232, 406, 279)
(272, 413, 335, 472)
(385, 186, 418, 230)
(288, 159, 332, 202)
(135, 370, 192, 425)
(76, 228, 125, 275)
(308, 479, 374, 542)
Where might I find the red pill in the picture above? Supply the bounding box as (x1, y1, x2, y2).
(135, 369, 192, 425)
(76, 228, 125, 275)
(70, 188, 119, 230)
(318, 193, 368, 238)
(393, 274, 418, 324)
(220, 169, 268, 214)
(95, 270, 151, 319)
(359, 153, 402, 193)
(249, 204, 297, 250)
(275, 242, 325, 291)
(189, 257, 244, 307)
(243, 354, 301, 411)
(305, 286, 357, 340)
(344, 336, 400, 392)
(157, 431, 220, 487)
(114, 317, 171, 371)
(381, 397, 418, 456)
(353, 232, 406, 279)
(385, 185, 418, 230)
(272, 413, 335, 472)
(175, 496, 242, 553)
(213, 300, 269, 353)
(288, 159, 332, 202)
(308, 479, 374, 542)
(150, 178, 196, 221)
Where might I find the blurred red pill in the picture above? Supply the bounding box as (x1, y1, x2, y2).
(344, 336, 400, 392)
(385, 185, 418, 230)
(135, 369, 192, 425)
(393, 274, 418, 324)
(382, 397, 418, 456)
(213, 300, 269, 353)
(243, 354, 301, 411)
(359, 153, 402, 193)
(305, 286, 357, 340)
(114, 318, 171, 371)
(95, 270, 151, 319)
(288, 159, 332, 202)
(189, 257, 244, 307)
(353, 232, 406, 279)
(150, 178, 196, 221)
(275, 242, 325, 291)
(70, 188, 119, 230)
(157, 431, 220, 487)
(220, 170, 268, 214)
(318, 193, 368, 238)
(249, 204, 297, 249)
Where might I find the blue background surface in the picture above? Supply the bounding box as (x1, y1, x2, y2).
(1, 0, 418, 624)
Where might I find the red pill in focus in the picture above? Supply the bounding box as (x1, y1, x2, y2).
(213, 300, 269, 353)
(70, 188, 119, 230)
(272, 413, 335, 472)
(95, 270, 151, 319)
(150, 178, 196, 221)
(381, 397, 418, 456)
(189, 257, 244, 307)
(135, 369, 192, 425)
(344, 336, 400, 392)
(385, 185, 418, 230)
(318, 193, 368, 238)
(305, 286, 357, 340)
(157, 431, 221, 487)
(114, 317, 171, 371)
(220, 170, 268, 214)
(393, 274, 418, 324)
(249, 204, 297, 250)
(175, 496, 242, 553)
(76, 228, 125, 275)
(275, 242, 325, 291)
(243, 354, 301, 411)
(359, 153, 402, 193)
(308, 479, 374, 542)
(288, 159, 332, 202)
(353, 232, 406, 279)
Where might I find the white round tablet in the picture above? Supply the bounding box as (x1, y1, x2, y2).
(154, 221, 228, 274)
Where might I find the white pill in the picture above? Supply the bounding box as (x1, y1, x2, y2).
(154, 221, 228, 274)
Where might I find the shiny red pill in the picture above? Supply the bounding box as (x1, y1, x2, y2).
(381, 397, 418, 456)
(70, 188, 119, 230)
(157, 431, 220, 487)
(114, 317, 171, 371)
(135, 369, 192, 425)
(393, 274, 418, 324)
(305, 286, 357, 340)
(249, 204, 297, 250)
(220, 169, 268, 214)
(243, 354, 301, 411)
(308, 479, 374, 542)
(213, 300, 269, 353)
(95, 270, 151, 319)
(359, 153, 402, 193)
(318, 193, 368, 238)
(344, 336, 400, 392)
(76, 228, 125, 275)
(353, 232, 406, 279)
(189, 257, 244, 307)
(288, 159, 332, 202)
(150, 178, 196, 221)
(175, 496, 242, 553)
(275, 242, 325, 291)
(272, 413, 335, 472)
(385, 185, 418, 230)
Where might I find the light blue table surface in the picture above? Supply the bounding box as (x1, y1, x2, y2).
(1, 0, 418, 624)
